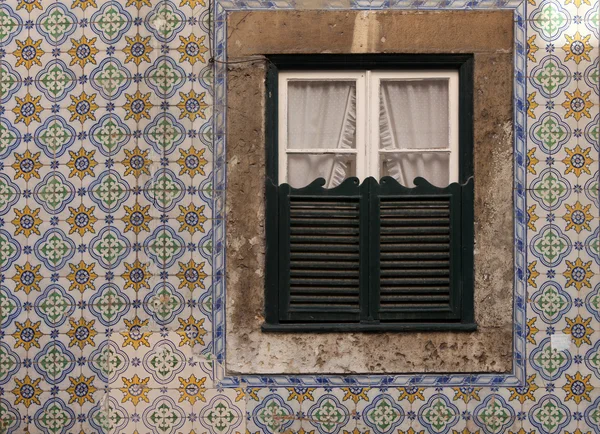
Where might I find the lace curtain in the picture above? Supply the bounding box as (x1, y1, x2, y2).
(286, 81, 356, 188)
(285, 79, 450, 188)
(379, 79, 450, 187)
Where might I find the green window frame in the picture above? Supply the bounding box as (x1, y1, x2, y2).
(264, 54, 475, 332)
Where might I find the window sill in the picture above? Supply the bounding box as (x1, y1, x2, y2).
(262, 322, 478, 333)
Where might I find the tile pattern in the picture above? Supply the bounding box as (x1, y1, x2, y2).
(0, 0, 597, 433)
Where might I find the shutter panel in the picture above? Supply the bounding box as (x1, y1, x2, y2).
(379, 196, 452, 310)
(266, 176, 474, 330)
(278, 178, 365, 323)
(373, 176, 473, 323)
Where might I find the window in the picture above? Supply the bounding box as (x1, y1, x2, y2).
(278, 70, 459, 187)
(264, 55, 475, 332)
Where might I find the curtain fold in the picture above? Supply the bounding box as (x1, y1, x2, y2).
(379, 80, 449, 187)
(287, 81, 356, 188)
(286, 79, 451, 188)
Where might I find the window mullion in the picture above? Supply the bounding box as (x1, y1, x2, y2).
(360, 71, 373, 324)
(355, 72, 367, 181)
(364, 70, 370, 180)
(368, 71, 380, 180)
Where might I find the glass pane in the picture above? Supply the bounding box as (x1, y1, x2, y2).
(379, 79, 449, 150)
(288, 154, 356, 188)
(381, 152, 450, 187)
(287, 81, 356, 150)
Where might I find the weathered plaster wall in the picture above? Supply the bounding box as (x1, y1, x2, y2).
(225, 10, 515, 374)
(227, 10, 514, 56)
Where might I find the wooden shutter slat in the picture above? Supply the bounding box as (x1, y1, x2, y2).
(290, 235, 359, 244)
(381, 303, 451, 309)
(381, 269, 449, 276)
(381, 295, 450, 303)
(380, 243, 450, 251)
(290, 208, 358, 218)
(290, 244, 360, 253)
(290, 219, 359, 227)
(290, 261, 359, 269)
(290, 263, 359, 278)
(291, 227, 360, 235)
(290, 296, 361, 304)
(291, 287, 359, 294)
(380, 252, 451, 260)
(380, 210, 450, 217)
(381, 277, 450, 284)
(379, 235, 450, 243)
(380, 217, 450, 225)
(380, 227, 450, 235)
(290, 278, 359, 286)
(290, 252, 359, 260)
(380, 287, 450, 294)
(380, 260, 450, 269)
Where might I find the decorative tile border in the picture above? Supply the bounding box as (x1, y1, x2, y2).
(211, 0, 528, 387)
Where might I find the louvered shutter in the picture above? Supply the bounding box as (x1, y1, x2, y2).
(276, 178, 366, 323)
(266, 177, 474, 329)
(372, 176, 474, 323)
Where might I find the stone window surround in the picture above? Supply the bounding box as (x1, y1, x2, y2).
(225, 9, 515, 374)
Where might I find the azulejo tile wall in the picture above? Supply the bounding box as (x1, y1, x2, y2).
(0, 0, 597, 432)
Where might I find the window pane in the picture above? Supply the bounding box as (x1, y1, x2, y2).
(381, 152, 449, 187)
(287, 81, 356, 150)
(379, 79, 449, 150)
(288, 154, 356, 188)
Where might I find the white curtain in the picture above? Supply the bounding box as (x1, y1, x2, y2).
(287, 81, 356, 188)
(379, 80, 449, 187)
